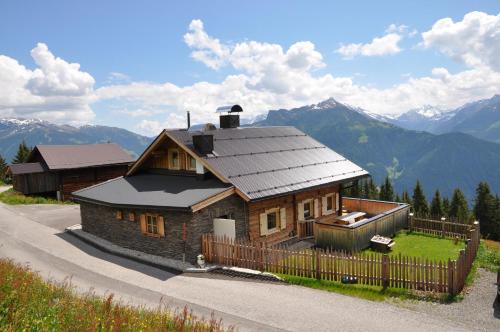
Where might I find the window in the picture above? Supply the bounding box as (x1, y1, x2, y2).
(128, 212, 135, 222)
(186, 154, 197, 171)
(168, 149, 180, 169)
(303, 201, 312, 219)
(267, 211, 277, 230)
(260, 207, 286, 236)
(116, 210, 123, 220)
(140, 214, 165, 237)
(146, 215, 158, 235)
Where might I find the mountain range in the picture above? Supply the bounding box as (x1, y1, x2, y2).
(381, 95, 500, 144)
(254, 98, 500, 202)
(2, 96, 500, 203)
(0, 118, 152, 162)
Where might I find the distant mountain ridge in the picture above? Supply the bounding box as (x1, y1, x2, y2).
(253, 98, 500, 201)
(385, 95, 500, 143)
(0, 118, 152, 162)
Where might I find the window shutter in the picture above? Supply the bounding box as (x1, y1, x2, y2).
(322, 196, 327, 215)
(280, 207, 286, 229)
(157, 216, 165, 237)
(260, 213, 267, 236)
(297, 202, 304, 221)
(335, 193, 340, 212)
(314, 199, 320, 218)
(140, 214, 146, 234)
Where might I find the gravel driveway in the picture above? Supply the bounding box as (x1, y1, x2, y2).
(396, 268, 500, 331)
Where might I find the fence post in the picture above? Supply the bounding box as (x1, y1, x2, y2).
(382, 254, 389, 289)
(447, 259, 454, 296)
(316, 249, 321, 280)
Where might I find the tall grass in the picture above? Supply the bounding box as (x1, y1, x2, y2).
(0, 259, 230, 331)
(0, 189, 73, 205)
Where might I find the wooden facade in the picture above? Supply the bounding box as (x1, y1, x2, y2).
(248, 184, 341, 244)
(11, 165, 129, 200)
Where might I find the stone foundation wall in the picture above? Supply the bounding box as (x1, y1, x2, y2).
(80, 194, 247, 263)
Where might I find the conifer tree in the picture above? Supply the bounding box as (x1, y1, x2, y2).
(401, 191, 412, 206)
(12, 141, 31, 164)
(367, 178, 378, 200)
(449, 188, 469, 222)
(394, 193, 401, 203)
(379, 176, 394, 201)
(473, 182, 497, 238)
(412, 180, 429, 217)
(430, 190, 443, 218)
(0, 154, 7, 182)
(442, 197, 450, 217)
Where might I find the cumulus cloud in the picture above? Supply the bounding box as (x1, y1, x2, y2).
(96, 15, 500, 136)
(336, 25, 408, 58)
(0, 43, 95, 124)
(421, 11, 500, 71)
(5, 13, 500, 136)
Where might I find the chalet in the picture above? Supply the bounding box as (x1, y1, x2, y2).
(8, 144, 134, 200)
(73, 107, 369, 262)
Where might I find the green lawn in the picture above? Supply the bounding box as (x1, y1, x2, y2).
(0, 188, 72, 205)
(365, 231, 465, 262)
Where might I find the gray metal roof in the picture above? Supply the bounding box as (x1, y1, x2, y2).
(72, 174, 232, 209)
(168, 126, 369, 200)
(29, 143, 134, 170)
(8, 162, 46, 175)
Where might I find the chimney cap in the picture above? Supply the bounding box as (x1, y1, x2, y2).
(216, 104, 243, 113)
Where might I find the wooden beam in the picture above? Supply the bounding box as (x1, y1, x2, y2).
(190, 187, 236, 212)
(126, 129, 167, 176)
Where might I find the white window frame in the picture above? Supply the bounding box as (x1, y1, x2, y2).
(303, 199, 314, 220)
(260, 207, 286, 236)
(323, 193, 335, 215)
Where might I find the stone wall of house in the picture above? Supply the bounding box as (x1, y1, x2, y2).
(80, 194, 247, 263)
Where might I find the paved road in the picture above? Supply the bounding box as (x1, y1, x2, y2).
(0, 199, 487, 331)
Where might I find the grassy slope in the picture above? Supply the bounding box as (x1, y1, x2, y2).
(0, 188, 73, 205)
(0, 259, 228, 331)
(365, 231, 465, 262)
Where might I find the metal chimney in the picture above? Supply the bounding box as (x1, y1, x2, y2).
(187, 111, 191, 130)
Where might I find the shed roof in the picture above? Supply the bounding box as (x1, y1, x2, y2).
(29, 143, 134, 170)
(166, 126, 369, 200)
(72, 174, 233, 210)
(8, 162, 46, 175)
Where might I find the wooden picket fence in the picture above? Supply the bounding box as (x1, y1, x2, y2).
(201, 221, 480, 296)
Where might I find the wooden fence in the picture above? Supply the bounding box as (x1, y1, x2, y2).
(410, 216, 472, 239)
(315, 203, 410, 251)
(201, 221, 480, 296)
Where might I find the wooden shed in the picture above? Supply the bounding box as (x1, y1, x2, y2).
(7, 143, 134, 200)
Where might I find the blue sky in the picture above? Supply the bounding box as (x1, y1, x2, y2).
(1, 1, 500, 135)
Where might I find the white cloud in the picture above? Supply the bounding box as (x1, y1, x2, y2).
(336, 25, 406, 59)
(421, 11, 500, 71)
(136, 113, 187, 136)
(96, 16, 500, 129)
(5, 13, 500, 133)
(0, 43, 95, 124)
